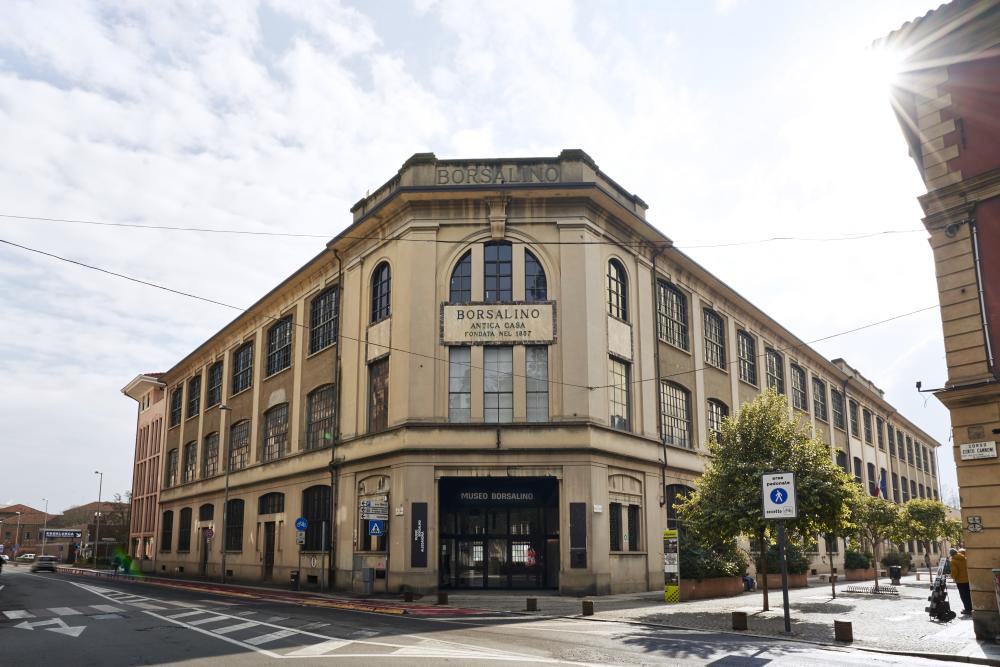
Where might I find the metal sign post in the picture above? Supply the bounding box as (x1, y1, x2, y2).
(762, 472, 797, 635)
(295, 517, 307, 591)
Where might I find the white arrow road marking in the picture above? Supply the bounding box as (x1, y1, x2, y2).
(14, 617, 85, 637)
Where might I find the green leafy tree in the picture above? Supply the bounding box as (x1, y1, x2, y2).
(676, 390, 858, 610)
(943, 517, 963, 548)
(848, 494, 902, 591)
(898, 498, 951, 579)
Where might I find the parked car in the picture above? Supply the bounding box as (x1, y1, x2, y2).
(15, 553, 35, 562)
(0, 554, 9, 563)
(31, 555, 58, 572)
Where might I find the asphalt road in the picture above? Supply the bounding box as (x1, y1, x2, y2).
(0, 566, 957, 666)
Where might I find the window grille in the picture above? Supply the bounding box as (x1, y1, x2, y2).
(484, 347, 513, 423)
(526, 346, 549, 422)
(656, 281, 688, 349)
(228, 420, 250, 471)
(202, 432, 219, 478)
(306, 385, 335, 450)
(609, 503, 622, 551)
(448, 347, 471, 423)
(232, 343, 253, 394)
(609, 357, 631, 431)
(309, 287, 338, 354)
(627, 505, 640, 551)
(302, 486, 331, 551)
(370, 262, 391, 322)
(607, 259, 628, 321)
(703, 310, 726, 368)
(737, 331, 757, 385)
(199, 503, 214, 521)
(524, 250, 547, 302)
(262, 403, 289, 462)
(266, 316, 292, 376)
(660, 382, 691, 448)
(449, 251, 472, 303)
(258, 492, 284, 515)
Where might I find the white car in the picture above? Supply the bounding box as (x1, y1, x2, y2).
(15, 553, 35, 562)
(0, 554, 9, 562)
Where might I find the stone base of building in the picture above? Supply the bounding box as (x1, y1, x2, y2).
(973, 609, 1000, 641)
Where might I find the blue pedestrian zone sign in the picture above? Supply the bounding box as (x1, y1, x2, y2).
(770, 488, 788, 504)
(369, 520, 384, 536)
(762, 472, 797, 519)
(295, 517, 308, 531)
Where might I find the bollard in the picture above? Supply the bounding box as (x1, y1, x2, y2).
(403, 591, 414, 602)
(731, 611, 748, 631)
(436, 592, 448, 605)
(916, 573, 921, 581)
(526, 597, 538, 612)
(582, 600, 594, 616)
(834, 620, 853, 643)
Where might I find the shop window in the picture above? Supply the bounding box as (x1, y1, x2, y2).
(448, 347, 471, 423)
(178, 508, 192, 552)
(306, 385, 335, 450)
(525, 346, 548, 422)
(609, 357, 631, 431)
(202, 432, 219, 478)
(790, 365, 808, 411)
(368, 357, 389, 432)
(262, 403, 289, 462)
(812, 378, 827, 421)
(484, 347, 513, 423)
(737, 331, 757, 385)
(370, 262, 391, 322)
(302, 485, 331, 551)
(161, 510, 173, 552)
(765, 348, 784, 394)
(484, 242, 512, 303)
(228, 420, 250, 471)
(232, 342, 253, 394)
(309, 287, 338, 354)
(187, 375, 201, 418)
(449, 251, 472, 303)
(206, 361, 223, 408)
(607, 259, 628, 321)
(225, 499, 244, 551)
(524, 250, 547, 302)
(706, 398, 728, 444)
(656, 281, 688, 350)
(703, 309, 726, 369)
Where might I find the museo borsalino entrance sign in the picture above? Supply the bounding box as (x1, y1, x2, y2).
(440, 302, 555, 345)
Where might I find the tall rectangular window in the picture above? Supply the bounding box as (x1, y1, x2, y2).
(306, 385, 335, 450)
(660, 382, 692, 448)
(906, 436, 914, 464)
(187, 375, 201, 418)
(656, 282, 688, 350)
(182, 441, 197, 483)
(737, 331, 757, 385)
(266, 316, 293, 376)
(853, 457, 863, 485)
(831, 390, 845, 429)
(707, 399, 728, 443)
(161, 511, 173, 552)
(930, 452, 936, 477)
(892, 472, 900, 503)
(448, 347, 471, 423)
(609, 357, 631, 431)
(262, 403, 289, 462)
(526, 346, 549, 422)
(765, 348, 784, 394)
(609, 502, 622, 551)
(484, 242, 513, 303)
(867, 462, 877, 496)
(888, 424, 896, 456)
(232, 342, 253, 394)
(812, 378, 827, 421)
(202, 432, 219, 478)
(877, 417, 885, 450)
(790, 365, 808, 411)
(901, 476, 909, 502)
(165, 448, 178, 487)
(229, 421, 250, 471)
(896, 431, 905, 459)
(863, 409, 873, 444)
(225, 499, 244, 552)
(206, 361, 223, 408)
(178, 507, 192, 552)
(849, 400, 860, 437)
(703, 309, 726, 369)
(169, 387, 182, 427)
(627, 505, 640, 551)
(309, 287, 338, 354)
(302, 486, 332, 552)
(368, 357, 389, 432)
(484, 346, 513, 423)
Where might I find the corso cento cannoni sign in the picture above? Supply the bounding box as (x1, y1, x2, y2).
(441, 302, 555, 345)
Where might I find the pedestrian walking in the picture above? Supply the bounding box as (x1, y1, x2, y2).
(950, 548, 972, 615)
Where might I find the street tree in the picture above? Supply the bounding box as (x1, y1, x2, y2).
(899, 498, 951, 579)
(848, 494, 901, 592)
(676, 390, 858, 610)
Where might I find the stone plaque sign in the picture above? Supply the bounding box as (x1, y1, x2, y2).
(441, 302, 555, 345)
(960, 441, 997, 461)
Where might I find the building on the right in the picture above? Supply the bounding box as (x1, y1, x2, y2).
(880, 0, 1000, 640)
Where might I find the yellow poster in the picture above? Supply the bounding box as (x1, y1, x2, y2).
(663, 529, 679, 603)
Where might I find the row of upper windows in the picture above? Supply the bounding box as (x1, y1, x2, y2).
(448, 243, 548, 304)
(835, 452, 939, 501)
(168, 288, 339, 427)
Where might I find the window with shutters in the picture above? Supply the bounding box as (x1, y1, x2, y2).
(306, 385, 335, 450)
(309, 287, 338, 354)
(765, 348, 785, 394)
(737, 331, 757, 385)
(656, 281, 688, 349)
(703, 309, 726, 369)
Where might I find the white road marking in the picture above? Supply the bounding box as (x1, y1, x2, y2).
(168, 610, 208, 620)
(259, 615, 288, 623)
(285, 638, 352, 656)
(48, 607, 80, 616)
(90, 605, 124, 613)
(130, 602, 169, 610)
(3, 610, 35, 619)
(298, 621, 328, 630)
(200, 599, 238, 606)
(214, 621, 261, 635)
(14, 617, 86, 637)
(188, 615, 230, 626)
(93, 614, 122, 620)
(244, 629, 298, 645)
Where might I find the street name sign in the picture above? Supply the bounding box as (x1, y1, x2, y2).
(43, 529, 82, 539)
(762, 472, 797, 520)
(960, 441, 997, 461)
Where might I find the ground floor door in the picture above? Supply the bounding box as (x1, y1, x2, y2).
(439, 477, 558, 589)
(263, 522, 276, 580)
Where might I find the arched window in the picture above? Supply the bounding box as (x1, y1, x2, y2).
(306, 385, 336, 451)
(261, 403, 289, 462)
(302, 485, 331, 551)
(607, 259, 628, 321)
(835, 450, 848, 473)
(665, 484, 695, 530)
(229, 420, 250, 471)
(524, 250, 547, 301)
(224, 499, 244, 551)
(449, 251, 472, 303)
(309, 287, 339, 354)
(202, 432, 219, 478)
(178, 507, 192, 552)
(660, 381, 692, 448)
(199, 503, 214, 521)
(161, 510, 174, 552)
(370, 262, 391, 322)
(706, 399, 729, 443)
(484, 242, 512, 302)
(258, 492, 284, 515)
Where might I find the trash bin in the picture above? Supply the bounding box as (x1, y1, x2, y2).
(889, 565, 901, 585)
(290, 570, 300, 589)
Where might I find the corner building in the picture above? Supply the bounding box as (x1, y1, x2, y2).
(147, 150, 942, 594)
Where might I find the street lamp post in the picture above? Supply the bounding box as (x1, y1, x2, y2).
(41, 498, 49, 556)
(219, 405, 232, 585)
(14, 511, 22, 558)
(94, 470, 103, 567)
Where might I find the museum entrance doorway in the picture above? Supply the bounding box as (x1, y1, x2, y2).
(438, 477, 559, 589)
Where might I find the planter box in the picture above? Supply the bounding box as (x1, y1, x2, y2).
(845, 568, 876, 581)
(761, 573, 808, 588)
(680, 576, 744, 601)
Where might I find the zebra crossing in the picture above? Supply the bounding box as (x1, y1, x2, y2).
(1, 604, 127, 621)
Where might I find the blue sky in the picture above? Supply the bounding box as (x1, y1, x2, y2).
(0, 0, 955, 512)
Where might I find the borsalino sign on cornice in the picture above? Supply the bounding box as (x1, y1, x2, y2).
(433, 163, 562, 186)
(440, 303, 556, 346)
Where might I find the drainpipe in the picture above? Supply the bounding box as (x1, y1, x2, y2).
(329, 249, 344, 591)
(969, 218, 997, 377)
(649, 244, 667, 507)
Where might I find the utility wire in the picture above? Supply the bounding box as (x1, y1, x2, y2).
(0, 213, 924, 249)
(0, 237, 938, 393)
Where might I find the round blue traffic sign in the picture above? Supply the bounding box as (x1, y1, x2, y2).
(295, 517, 308, 531)
(770, 488, 788, 505)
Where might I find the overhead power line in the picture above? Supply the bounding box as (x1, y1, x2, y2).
(0, 237, 938, 393)
(0, 213, 924, 249)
